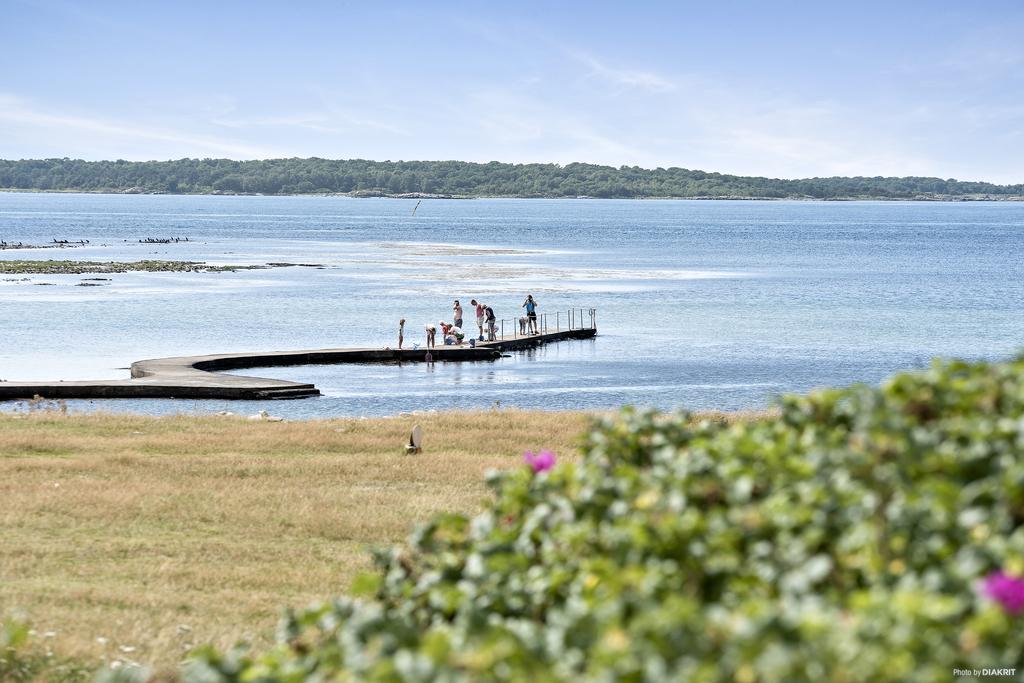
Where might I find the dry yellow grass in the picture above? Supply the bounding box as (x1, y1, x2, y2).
(0, 406, 772, 672)
(0, 409, 593, 670)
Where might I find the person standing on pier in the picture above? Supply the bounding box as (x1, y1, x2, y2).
(522, 295, 539, 334)
(485, 304, 497, 341)
(425, 324, 436, 349)
(453, 300, 464, 330)
(471, 299, 485, 341)
(398, 319, 405, 350)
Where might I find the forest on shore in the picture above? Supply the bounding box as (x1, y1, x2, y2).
(1, 157, 1022, 199)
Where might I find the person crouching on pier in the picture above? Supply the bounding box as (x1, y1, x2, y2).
(439, 321, 464, 345)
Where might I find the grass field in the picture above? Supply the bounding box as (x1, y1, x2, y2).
(0, 409, 594, 672)
(0, 407, 760, 674)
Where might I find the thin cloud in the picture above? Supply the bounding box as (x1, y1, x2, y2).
(454, 18, 678, 93)
(0, 94, 280, 158)
(460, 86, 649, 166)
(211, 113, 347, 134)
(211, 111, 411, 137)
(566, 50, 676, 93)
(941, 26, 1024, 72)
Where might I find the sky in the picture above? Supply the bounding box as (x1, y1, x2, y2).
(1, 0, 1023, 183)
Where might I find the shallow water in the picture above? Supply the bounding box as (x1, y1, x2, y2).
(1, 193, 1022, 417)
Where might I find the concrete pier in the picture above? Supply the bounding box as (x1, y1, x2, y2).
(0, 327, 596, 401)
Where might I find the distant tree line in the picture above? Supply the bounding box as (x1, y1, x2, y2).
(0, 157, 1021, 199)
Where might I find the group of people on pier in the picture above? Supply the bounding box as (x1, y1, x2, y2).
(397, 295, 539, 350)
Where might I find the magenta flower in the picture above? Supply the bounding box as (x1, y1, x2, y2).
(983, 571, 1024, 615)
(524, 450, 556, 473)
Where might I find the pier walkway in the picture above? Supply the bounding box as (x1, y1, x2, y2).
(0, 308, 597, 401)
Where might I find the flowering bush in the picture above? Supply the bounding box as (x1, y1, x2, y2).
(983, 572, 1024, 615)
(523, 449, 556, 473)
(176, 357, 1024, 682)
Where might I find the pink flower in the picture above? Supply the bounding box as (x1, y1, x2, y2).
(524, 450, 556, 473)
(983, 571, 1024, 615)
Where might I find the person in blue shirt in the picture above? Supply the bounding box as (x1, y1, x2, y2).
(522, 294, 539, 334)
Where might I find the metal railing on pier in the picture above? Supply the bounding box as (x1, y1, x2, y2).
(481, 307, 597, 342)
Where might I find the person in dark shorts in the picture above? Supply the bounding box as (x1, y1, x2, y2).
(522, 294, 539, 334)
(453, 300, 463, 329)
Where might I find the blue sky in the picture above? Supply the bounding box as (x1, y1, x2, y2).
(2, 0, 1023, 182)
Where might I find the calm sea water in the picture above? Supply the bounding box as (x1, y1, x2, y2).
(1, 193, 1022, 417)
